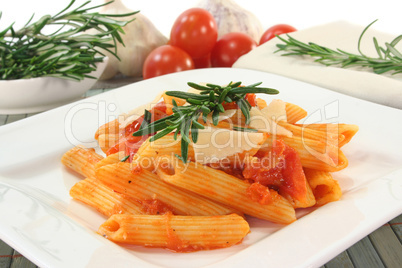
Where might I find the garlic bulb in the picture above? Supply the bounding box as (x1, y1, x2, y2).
(196, 0, 264, 43)
(98, 0, 167, 80)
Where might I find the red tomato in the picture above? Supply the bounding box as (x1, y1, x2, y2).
(143, 45, 194, 79)
(259, 24, 297, 45)
(170, 8, 218, 58)
(210, 32, 257, 67)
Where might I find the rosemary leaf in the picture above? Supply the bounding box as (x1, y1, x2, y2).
(275, 20, 402, 76)
(232, 126, 258, 132)
(120, 155, 130, 162)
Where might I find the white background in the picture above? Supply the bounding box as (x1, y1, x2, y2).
(0, 0, 400, 37)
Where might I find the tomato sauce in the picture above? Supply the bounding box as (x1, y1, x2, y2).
(246, 182, 273, 205)
(107, 101, 168, 161)
(243, 140, 308, 203)
(140, 199, 174, 215)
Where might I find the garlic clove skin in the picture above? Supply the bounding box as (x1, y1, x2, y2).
(196, 0, 264, 43)
(99, 52, 120, 80)
(99, 0, 168, 79)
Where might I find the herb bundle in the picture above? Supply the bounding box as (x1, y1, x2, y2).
(133, 81, 279, 163)
(275, 20, 402, 75)
(0, 0, 138, 81)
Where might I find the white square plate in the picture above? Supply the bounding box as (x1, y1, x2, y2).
(0, 68, 401, 268)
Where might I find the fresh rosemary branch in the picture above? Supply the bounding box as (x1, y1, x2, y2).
(133, 81, 279, 163)
(0, 0, 138, 80)
(275, 20, 402, 75)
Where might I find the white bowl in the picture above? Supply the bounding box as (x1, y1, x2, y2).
(0, 58, 108, 114)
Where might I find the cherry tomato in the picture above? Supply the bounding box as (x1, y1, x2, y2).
(170, 8, 218, 58)
(259, 24, 297, 45)
(143, 45, 194, 79)
(210, 32, 257, 67)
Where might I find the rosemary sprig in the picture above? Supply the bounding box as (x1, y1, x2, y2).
(0, 0, 138, 80)
(133, 81, 279, 163)
(275, 20, 402, 75)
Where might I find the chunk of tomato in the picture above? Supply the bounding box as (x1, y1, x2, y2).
(243, 140, 308, 203)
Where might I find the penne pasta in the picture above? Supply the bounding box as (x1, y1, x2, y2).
(97, 133, 120, 154)
(270, 136, 349, 172)
(134, 134, 188, 171)
(96, 162, 240, 217)
(278, 179, 316, 208)
(303, 168, 342, 206)
(156, 157, 296, 224)
(70, 177, 145, 216)
(95, 119, 120, 140)
(285, 102, 308, 124)
(95, 151, 127, 170)
(295, 123, 359, 147)
(278, 121, 344, 146)
(61, 146, 104, 178)
(98, 213, 249, 252)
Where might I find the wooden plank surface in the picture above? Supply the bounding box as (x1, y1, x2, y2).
(369, 224, 402, 268)
(347, 237, 385, 268)
(0, 240, 13, 268)
(325, 251, 354, 268)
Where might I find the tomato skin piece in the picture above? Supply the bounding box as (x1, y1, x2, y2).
(143, 45, 194, 79)
(259, 24, 297, 45)
(170, 8, 218, 58)
(210, 32, 257, 67)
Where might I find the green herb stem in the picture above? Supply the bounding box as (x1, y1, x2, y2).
(275, 20, 402, 75)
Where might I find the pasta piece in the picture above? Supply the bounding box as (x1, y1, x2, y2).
(95, 151, 127, 170)
(295, 123, 359, 147)
(95, 119, 119, 140)
(267, 136, 349, 172)
(98, 213, 249, 252)
(134, 134, 188, 171)
(256, 97, 267, 109)
(278, 121, 344, 146)
(61, 146, 104, 178)
(285, 102, 308, 124)
(156, 157, 296, 224)
(97, 133, 120, 154)
(303, 168, 342, 206)
(96, 162, 239, 216)
(70, 177, 145, 216)
(283, 179, 316, 208)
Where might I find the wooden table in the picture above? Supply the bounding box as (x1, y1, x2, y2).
(0, 79, 401, 268)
